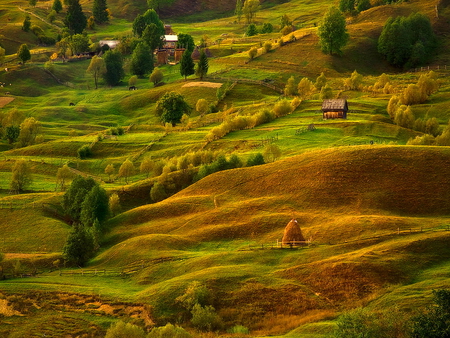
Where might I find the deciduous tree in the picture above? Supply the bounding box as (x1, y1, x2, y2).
(80, 185, 109, 227)
(63, 226, 95, 266)
(56, 164, 73, 191)
(103, 49, 124, 86)
(150, 67, 163, 86)
(177, 33, 195, 53)
(130, 42, 153, 77)
(18, 117, 41, 147)
(318, 6, 349, 55)
(140, 157, 154, 178)
(284, 75, 297, 96)
(109, 193, 121, 216)
(105, 321, 146, 338)
(118, 159, 134, 184)
(243, 0, 260, 24)
(156, 92, 191, 126)
(10, 159, 32, 194)
(22, 15, 31, 32)
(87, 56, 105, 89)
(297, 77, 314, 99)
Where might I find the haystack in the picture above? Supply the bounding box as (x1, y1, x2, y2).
(282, 219, 306, 246)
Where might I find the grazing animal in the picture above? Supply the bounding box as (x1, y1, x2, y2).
(69, 102, 75, 106)
(129, 86, 137, 91)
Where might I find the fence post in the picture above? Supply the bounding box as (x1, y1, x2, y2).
(397, 227, 400, 235)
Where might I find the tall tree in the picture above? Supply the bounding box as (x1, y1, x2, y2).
(196, 50, 209, 80)
(63, 226, 95, 266)
(150, 67, 163, 86)
(103, 49, 124, 86)
(130, 42, 154, 77)
(63, 176, 97, 223)
(93, 0, 109, 24)
(18, 117, 40, 147)
(132, 9, 164, 38)
(118, 159, 134, 184)
(318, 6, 349, 55)
(243, 0, 260, 24)
(52, 0, 63, 13)
(17, 44, 31, 64)
(177, 33, 195, 53)
(87, 55, 106, 89)
(142, 23, 164, 51)
(22, 15, 31, 32)
(156, 92, 191, 126)
(10, 159, 32, 194)
(64, 0, 87, 34)
(180, 50, 195, 80)
(235, 0, 243, 23)
(80, 185, 109, 227)
(56, 164, 73, 191)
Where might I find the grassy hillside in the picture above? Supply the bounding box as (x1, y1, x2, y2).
(1, 0, 450, 336)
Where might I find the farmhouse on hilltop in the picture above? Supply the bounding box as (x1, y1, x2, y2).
(322, 99, 348, 120)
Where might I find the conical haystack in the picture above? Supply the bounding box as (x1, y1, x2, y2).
(282, 219, 306, 246)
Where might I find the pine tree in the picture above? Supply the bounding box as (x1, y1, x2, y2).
(196, 50, 209, 80)
(93, 0, 109, 24)
(64, 0, 87, 34)
(52, 0, 63, 13)
(180, 50, 195, 80)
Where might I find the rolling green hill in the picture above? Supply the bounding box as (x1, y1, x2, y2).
(1, 0, 450, 337)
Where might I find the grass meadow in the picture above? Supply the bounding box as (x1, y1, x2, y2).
(1, 0, 450, 336)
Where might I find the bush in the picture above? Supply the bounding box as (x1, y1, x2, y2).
(248, 46, 258, 60)
(263, 41, 272, 53)
(148, 323, 191, 338)
(247, 153, 265, 166)
(190, 304, 222, 331)
(77, 145, 92, 159)
(273, 99, 292, 117)
(105, 321, 145, 338)
(228, 325, 250, 334)
(407, 134, 436, 145)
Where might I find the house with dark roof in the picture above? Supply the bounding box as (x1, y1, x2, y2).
(321, 99, 348, 119)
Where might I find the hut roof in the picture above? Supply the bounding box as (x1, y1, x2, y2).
(321, 99, 348, 111)
(282, 219, 306, 244)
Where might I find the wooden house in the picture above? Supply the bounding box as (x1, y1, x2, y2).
(322, 99, 348, 119)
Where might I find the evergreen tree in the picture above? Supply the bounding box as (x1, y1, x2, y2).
(22, 15, 31, 32)
(103, 49, 125, 86)
(93, 0, 109, 24)
(318, 6, 349, 55)
(247, 153, 265, 166)
(130, 42, 154, 77)
(64, 0, 87, 34)
(196, 50, 209, 80)
(17, 44, 31, 64)
(180, 50, 195, 80)
(246, 23, 258, 36)
(52, 0, 63, 13)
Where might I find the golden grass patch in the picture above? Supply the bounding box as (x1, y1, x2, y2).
(182, 81, 222, 88)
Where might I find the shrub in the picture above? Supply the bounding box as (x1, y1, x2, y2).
(284, 76, 297, 96)
(77, 145, 92, 159)
(246, 23, 258, 36)
(387, 95, 401, 118)
(298, 77, 314, 99)
(263, 41, 272, 53)
(105, 321, 145, 338)
(248, 46, 258, 60)
(228, 325, 250, 334)
(401, 84, 423, 105)
(261, 22, 273, 33)
(190, 304, 222, 331)
(407, 135, 435, 146)
(247, 153, 265, 166)
(393, 105, 415, 129)
(320, 84, 333, 99)
(148, 323, 191, 338)
(273, 99, 292, 117)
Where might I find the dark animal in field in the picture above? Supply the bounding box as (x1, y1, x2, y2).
(69, 102, 75, 106)
(129, 86, 137, 91)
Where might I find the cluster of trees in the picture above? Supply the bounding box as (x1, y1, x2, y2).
(0, 110, 43, 147)
(105, 321, 191, 338)
(235, 0, 260, 24)
(62, 176, 112, 266)
(284, 72, 335, 100)
(332, 289, 450, 338)
(378, 13, 436, 69)
(339, 0, 371, 15)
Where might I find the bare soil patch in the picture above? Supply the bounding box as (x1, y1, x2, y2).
(0, 97, 14, 108)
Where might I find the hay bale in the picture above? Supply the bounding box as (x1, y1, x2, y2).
(282, 219, 305, 246)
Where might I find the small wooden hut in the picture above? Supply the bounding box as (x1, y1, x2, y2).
(281, 219, 306, 247)
(322, 99, 348, 119)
